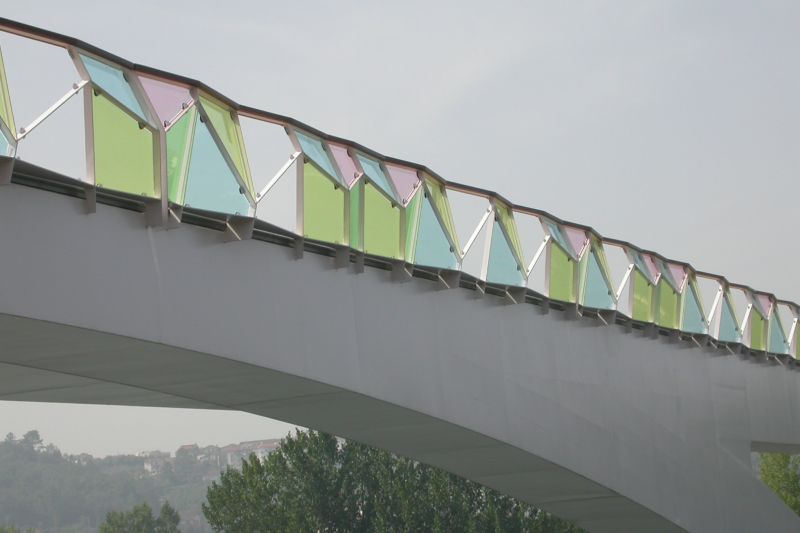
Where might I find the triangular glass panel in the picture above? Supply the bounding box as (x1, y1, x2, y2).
(581, 250, 614, 310)
(0, 45, 15, 134)
(753, 293, 772, 319)
(682, 284, 707, 334)
(0, 127, 12, 156)
(92, 92, 157, 198)
(385, 163, 421, 205)
(184, 117, 250, 215)
(138, 75, 192, 126)
(667, 263, 687, 291)
(404, 189, 423, 261)
(769, 312, 788, 354)
(166, 107, 197, 204)
(414, 195, 458, 270)
(564, 226, 588, 259)
(549, 241, 575, 302)
(425, 177, 460, 254)
(545, 221, 574, 257)
(198, 95, 254, 197)
(487, 221, 525, 287)
(0, 31, 81, 132)
(632, 252, 656, 284)
(79, 53, 146, 121)
(256, 158, 297, 233)
(239, 116, 295, 199)
(494, 202, 524, 267)
(329, 143, 359, 188)
(644, 254, 660, 284)
(294, 129, 341, 184)
(303, 163, 344, 245)
(15, 84, 86, 180)
(718, 297, 740, 342)
(356, 153, 396, 201)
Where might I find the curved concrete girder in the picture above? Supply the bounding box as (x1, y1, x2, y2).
(0, 182, 799, 532)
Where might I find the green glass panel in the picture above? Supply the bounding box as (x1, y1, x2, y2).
(682, 284, 706, 334)
(425, 178, 460, 252)
(357, 154, 396, 201)
(632, 270, 653, 322)
(750, 312, 767, 351)
(350, 181, 362, 251)
(199, 96, 254, 195)
(415, 195, 458, 270)
(655, 282, 679, 329)
(404, 189, 422, 261)
(303, 163, 344, 244)
(495, 203, 524, 265)
(582, 249, 614, 309)
(295, 130, 340, 183)
(0, 47, 15, 134)
(92, 93, 157, 197)
(549, 242, 575, 302)
(184, 117, 250, 215)
(166, 108, 197, 204)
(487, 221, 525, 286)
(719, 298, 740, 342)
(363, 182, 400, 258)
(769, 313, 788, 354)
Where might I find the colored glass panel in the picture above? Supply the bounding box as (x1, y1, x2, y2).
(363, 182, 400, 258)
(184, 117, 250, 215)
(199, 96, 254, 195)
(495, 203, 524, 265)
(414, 195, 458, 269)
(385, 163, 420, 204)
(546, 222, 573, 256)
(682, 284, 706, 334)
(80, 54, 146, 120)
(303, 163, 344, 244)
(487, 221, 525, 286)
(0, 46, 15, 134)
(583, 249, 614, 309)
(92, 93, 157, 197)
(425, 178, 460, 253)
(719, 298, 740, 342)
(754, 294, 772, 318)
(644, 255, 660, 282)
(750, 311, 767, 351)
(357, 154, 396, 200)
(668, 263, 687, 290)
(564, 227, 588, 258)
(404, 189, 422, 261)
(656, 282, 680, 329)
(633, 252, 655, 283)
(549, 242, 575, 302)
(329, 144, 359, 186)
(295, 129, 340, 184)
(0, 127, 12, 157)
(166, 107, 196, 204)
(139, 76, 192, 124)
(349, 180, 362, 251)
(769, 313, 788, 354)
(632, 270, 654, 322)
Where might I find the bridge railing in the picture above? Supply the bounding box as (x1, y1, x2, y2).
(0, 19, 797, 362)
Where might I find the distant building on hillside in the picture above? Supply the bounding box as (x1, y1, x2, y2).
(221, 439, 280, 466)
(140, 450, 170, 475)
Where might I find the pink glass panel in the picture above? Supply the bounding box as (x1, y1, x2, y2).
(644, 254, 660, 283)
(667, 263, 687, 289)
(329, 144, 359, 186)
(563, 227, 588, 257)
(755, 293, 772, 317)
(385, 163, 421, 205)
(139, 76, 192, 124)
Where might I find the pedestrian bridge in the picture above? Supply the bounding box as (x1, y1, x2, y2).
(0, 18, 799, 532)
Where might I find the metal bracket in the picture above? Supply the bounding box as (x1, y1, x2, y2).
(438, 270, 461, 289)
(83, 185, 96, 214)
(167, 205, 183, 229)
(538, 298, 551, 315)
(506, 286, 527, 304)
(391, 261, 413, 283)
(0, 156, 13, 185)
(333, 246, 350, 269)
(223, 216, 254, 242)
(143, 198, 163, 227)
(293, 237, 304, 259)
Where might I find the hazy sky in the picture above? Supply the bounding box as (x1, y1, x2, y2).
(0, 1, 798, 457)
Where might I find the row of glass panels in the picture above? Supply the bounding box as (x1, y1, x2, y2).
(0, 37, 796, 358)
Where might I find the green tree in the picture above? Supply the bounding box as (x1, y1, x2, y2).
(99, 501, 181, 533)
(760, 453, 800, 514)
(203, 430, 581, 533)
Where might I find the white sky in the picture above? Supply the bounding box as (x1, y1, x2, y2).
(0, 1, 798, 457)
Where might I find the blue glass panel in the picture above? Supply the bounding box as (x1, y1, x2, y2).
(584, 250, 614, 309)
(0, 127, 12, 157)
(546, 222, 573, 256)
(184, 118, 250, 215)
(633, 252, 653, 280)
(487, 221, 525, 286)
(80, 54, 146, 120)
(356, 154, 396, 201)
(295, 129, 340, 183)
(718, 299, 740, 342)
(682, 286, 707, 334)
(414, 196, 457, 270)
(769, 314, 789, 354)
